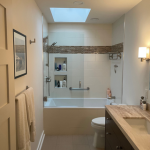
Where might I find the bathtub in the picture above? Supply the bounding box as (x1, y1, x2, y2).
(44, 98, 107, 108)
(44, 98, 106, 135)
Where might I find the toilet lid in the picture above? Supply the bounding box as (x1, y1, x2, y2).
(92, 117, 105, 126)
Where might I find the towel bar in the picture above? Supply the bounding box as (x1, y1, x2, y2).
(15, 86, 29, 98)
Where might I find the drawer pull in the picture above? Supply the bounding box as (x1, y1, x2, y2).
(116, 146, 123, 149)
(106, 132, 111, 135)
(106, 118, 112, 120)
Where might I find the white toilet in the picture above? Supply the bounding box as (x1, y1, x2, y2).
(91, 117, 105, 148)
(91, 99, 117, 148)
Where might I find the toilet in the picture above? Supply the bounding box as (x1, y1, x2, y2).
(91, 99, 117, 148)
(91, 117, 105, 148)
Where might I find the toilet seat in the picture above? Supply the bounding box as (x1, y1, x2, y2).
(92, 117, 105, 127)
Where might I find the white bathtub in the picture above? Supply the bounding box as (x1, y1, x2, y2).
(44, 98, 107, 108)
(44, 98, 106, 135)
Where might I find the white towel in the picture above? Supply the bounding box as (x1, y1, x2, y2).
(24, 87, 36, 142)
(16, 94, 31, 150)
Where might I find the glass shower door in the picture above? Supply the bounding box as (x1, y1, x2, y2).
(43, 31, 124, 107)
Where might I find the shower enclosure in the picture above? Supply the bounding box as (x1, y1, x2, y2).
(42, 14, 125, 135)
(42, 24, 124, 135)
(43, 32, 123, 107)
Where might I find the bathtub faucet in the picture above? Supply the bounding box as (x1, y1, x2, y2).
(79, 81, 81, 88)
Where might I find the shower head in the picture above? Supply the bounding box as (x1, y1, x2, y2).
(46, 42, 57, 53)
(51, 42, 57, 46)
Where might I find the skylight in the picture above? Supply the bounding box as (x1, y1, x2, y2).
(50, 8, 91, 22)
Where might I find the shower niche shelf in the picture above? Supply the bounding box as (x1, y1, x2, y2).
(54, 75, 67, 89)
(54, 57, 67, 72)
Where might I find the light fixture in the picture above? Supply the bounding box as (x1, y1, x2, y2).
(138, 47, 150, 62)
(73, 1, 84, 5)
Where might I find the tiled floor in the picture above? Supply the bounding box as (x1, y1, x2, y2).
(41, 135, 104, 150)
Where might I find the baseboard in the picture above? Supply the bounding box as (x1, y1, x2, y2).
(37, 131, 45, 150)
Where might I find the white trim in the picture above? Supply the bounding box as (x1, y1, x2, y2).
(37, 131, 45, 150)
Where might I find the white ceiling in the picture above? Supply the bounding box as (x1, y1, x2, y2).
(35, 0, 142, 24)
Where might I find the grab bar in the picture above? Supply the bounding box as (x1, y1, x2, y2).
(69, 87, 90, 90)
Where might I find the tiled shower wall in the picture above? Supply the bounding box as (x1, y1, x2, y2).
(48, 54, 111, 98)
(110, 53, 123, 104)
(48, 24, 112, 46)
(44, 23, 123, 101)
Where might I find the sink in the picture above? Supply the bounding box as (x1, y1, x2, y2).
(124, 118, 150, 135)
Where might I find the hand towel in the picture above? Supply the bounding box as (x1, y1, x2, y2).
(24, 87, 36, 142)
(16, 94, 31, 150)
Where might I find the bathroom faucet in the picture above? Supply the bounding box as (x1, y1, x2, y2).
(79, 81, 81, 88)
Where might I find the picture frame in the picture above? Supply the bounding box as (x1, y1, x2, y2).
(13, 29, 27, 79)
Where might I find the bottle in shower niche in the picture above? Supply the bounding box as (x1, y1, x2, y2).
(55, 63, 57, 70)
(57, 80, 60, 88)
(59, 64, 61, 71)
(63, 61, 66, 71)
(62, 78, 66, 88)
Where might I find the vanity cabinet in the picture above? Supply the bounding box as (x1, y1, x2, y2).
(105, 110, 134, 150)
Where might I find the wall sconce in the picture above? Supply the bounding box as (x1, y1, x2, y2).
(30, 38, 36, 44)
(138, 47, 150, 62)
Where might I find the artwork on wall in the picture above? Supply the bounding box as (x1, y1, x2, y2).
(13, 29, 27, 79)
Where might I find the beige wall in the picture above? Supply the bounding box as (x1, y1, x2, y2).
(43, 16, 49, 38)
(148, 63, 150, 103)
(48, 23, 112, 46)
(112, 15, 125, 45)
(43, 16, 49, 98)
(111, 15, 125, 104)
(123, 0, 149, 105)
(12, 0, 43, 149)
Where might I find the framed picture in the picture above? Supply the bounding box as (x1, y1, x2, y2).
(13, 29, 27, 79)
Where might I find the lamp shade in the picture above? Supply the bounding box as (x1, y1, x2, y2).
(138, 47, 147, 58)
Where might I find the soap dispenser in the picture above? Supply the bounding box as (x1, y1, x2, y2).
(142, 101, 147, 111)
(140, 96, 144, 109)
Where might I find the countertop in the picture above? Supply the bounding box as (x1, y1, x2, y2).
(106, 105, 150, 150)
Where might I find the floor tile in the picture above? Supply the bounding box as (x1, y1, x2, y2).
(41, 135, 105, 150)
(87, 135, 94, 146)
(72, 135, 89, 145)
(55, 144, 74, 150)
(73, 145, 91, 150)
(56, 135, 73, 145)
(41, 143, 56, 150)
(90, 146, 105, 150)
(44, 135, 58, 145)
